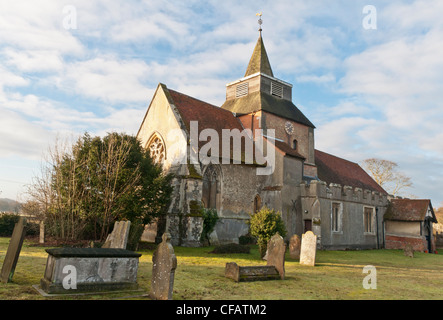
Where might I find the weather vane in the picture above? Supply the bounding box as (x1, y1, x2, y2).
(256, 12, 263, 34)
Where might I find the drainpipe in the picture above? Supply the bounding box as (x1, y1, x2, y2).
(375, 207, 380, 249)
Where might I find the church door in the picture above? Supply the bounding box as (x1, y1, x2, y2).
(304, 220, 312, 233)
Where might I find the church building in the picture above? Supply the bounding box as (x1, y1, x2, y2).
(137, 25, 391, 250)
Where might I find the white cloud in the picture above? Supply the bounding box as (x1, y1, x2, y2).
(55, 56, 152, 104)
(0, 65, 29, 89)
(2, 49, 64, 73)
(0, 1, 84, 55)
(296, 73, 336, 84)
(0, 108, 53, 160)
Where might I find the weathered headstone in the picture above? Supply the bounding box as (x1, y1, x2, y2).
(266, 233, 286, 280)
(102, 220, 131, 249)
(225, 262, 280, 282)
(150, 233, 177, 300)
(299, 231, 317, 266)
(39, 221, 45, 244)
(289, 234, 301, 260)
(404, 244, 414, 258)
(0, 217, 26, 283)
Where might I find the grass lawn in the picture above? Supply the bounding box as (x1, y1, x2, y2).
(0, 237, 442, 300)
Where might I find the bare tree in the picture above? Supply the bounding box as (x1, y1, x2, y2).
(361, 158, 412, 196)
(434, 204, 443, 234)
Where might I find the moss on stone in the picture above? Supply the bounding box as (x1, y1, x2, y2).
(186, 164, 202, 179)
(188, 200, 204, 217)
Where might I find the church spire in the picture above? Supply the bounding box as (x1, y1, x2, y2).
(244, 13, 274, 77)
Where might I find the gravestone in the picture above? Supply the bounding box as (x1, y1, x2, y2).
(299, 231, 317, 266)
(0, 217, 26, 283)
(266, 233, 286, 280)
(289, 234, 301, 260)
(404, 244, 414, 258)
(150, 233, 177, 300)
(102, 221, 131, 249)
(39, 221, 45, 244)
(225, 263, 280, 282)
(39, 248, 141, 294)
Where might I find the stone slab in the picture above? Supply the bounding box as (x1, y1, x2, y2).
(45, 248, 141, 258)
(40, 248, 141, 294)
(225, 262, 280, 282)
(32, 284, 143, 297)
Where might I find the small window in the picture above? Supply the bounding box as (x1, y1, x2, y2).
(364, 207, 375, 234)
(271, 81, 283, 98)
(292, 139, 298, 150)
(236, 82, 249, 98)
(332, 202, 342, 233)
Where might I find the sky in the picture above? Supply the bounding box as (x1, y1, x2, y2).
(1, 0, 443, 208)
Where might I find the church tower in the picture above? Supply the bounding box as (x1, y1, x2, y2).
(221, 16, 317, 178)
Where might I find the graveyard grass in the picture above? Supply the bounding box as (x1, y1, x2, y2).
(0, 237, 442, 300)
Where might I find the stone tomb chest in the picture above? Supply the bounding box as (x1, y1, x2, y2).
(40, 248, 141, 294)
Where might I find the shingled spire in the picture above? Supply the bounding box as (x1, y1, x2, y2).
(244, 15, 274, 77)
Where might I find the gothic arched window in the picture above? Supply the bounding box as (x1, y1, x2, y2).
(147, 133, 166, 164)
(202, 165, 221, 210)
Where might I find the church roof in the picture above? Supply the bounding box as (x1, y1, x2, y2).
(384, 199, 436, 222)
(167, 87, 264, 164)
(168, 88, 244, 135)
(221, 91, 315, 128)
(245, 35, 274, 77)
(315, 149, 387, 194)
(273, 140, 306, 160)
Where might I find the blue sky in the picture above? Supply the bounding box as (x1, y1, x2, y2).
(1, 0, 443, 208)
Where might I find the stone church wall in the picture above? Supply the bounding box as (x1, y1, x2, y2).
(301, 180, 389, 250)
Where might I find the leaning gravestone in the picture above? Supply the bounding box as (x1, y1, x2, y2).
(289, 234, 301, 260)
(266, 233, 286, 280)
(150, 233, 177, 300)
(0, 217, 26, 283)
(102, 220, 131, 249)
(404, 244, 414, 258)
(299, 231, 317, 267)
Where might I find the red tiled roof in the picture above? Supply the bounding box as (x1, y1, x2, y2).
(168, 88, 262, 163)
(315, 149, 387, 194)
(384, 199, 436, 222)
(168, 89, 244, 135)
(273, 140, 305, 160)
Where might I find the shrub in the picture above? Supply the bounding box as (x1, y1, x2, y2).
(0, 213, 20, 237)
(239, 233, 256, 245)
(210, 243, 250, 254)
(248, 206, 287, 258)
(200, 208, 219, 245)
(0, 214, 41, 237)
(126, 221, 145, 251)
(24, 221, 40, 236)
